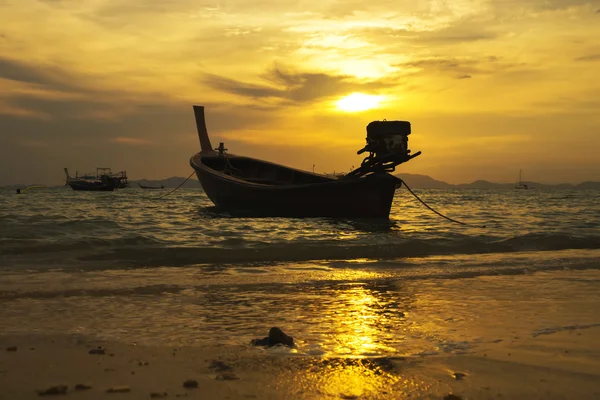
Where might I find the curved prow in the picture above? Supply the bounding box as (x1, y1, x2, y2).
(193, 105, 214, 153)
(64, 168, 71, 181)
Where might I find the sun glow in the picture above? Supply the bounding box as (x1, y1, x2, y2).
(336, 93, 383, 112)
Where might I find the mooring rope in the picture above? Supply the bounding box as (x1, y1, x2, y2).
(398, 178, 487, 228)
(156, 170, 485, 228)
(158, 170, 196, 199)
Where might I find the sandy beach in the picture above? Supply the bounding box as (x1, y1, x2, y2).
(2, 256, 600, 400)
(2, 326, 600, 399)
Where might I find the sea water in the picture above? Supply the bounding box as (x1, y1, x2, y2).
(1, 187, 599, 358)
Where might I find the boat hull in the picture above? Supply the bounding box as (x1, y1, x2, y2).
(68, 182, 115, 191)
(190, 154, 399, 218)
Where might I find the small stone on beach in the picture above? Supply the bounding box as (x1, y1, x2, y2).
(209, 360, 233, 372)
(150, 392, 168, 398)
(216, 372, 239, 381)
(251, 327, 295, 347)
(107, 386, 131, 393)
(6, 346, 17, 352)
(453, 372, 467, 380)
(443, 395, 463, 400)
(75, 384, 92, 390)
(183, 379, 198, 388)
(36, 385, 68, 396)
(89, 346, 106, 355)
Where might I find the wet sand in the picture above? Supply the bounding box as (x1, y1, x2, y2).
(2, 328, 600, 400)
(2, 253, 600, 399)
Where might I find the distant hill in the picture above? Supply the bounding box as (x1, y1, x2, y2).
(394, 174, 453, 189)
(130, 177, 202, 189)
(576, 181, 600, 190)
(1, 177, 203, 190)
(395, 173, 600, 190)
(3, 175, 599, 191)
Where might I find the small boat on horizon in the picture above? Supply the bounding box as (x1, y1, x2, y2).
(138, 183, 165, 190)
(64, 168, 129, 191)
(189, 105, 421, 218)
(515, 169, 529, 190)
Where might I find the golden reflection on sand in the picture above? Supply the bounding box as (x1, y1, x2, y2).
(273, 356, 435, 399)
(269, 283, 430, 398)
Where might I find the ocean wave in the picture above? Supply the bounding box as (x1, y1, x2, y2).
(532, 323, 600, 337)
(1, 232, 599, 267)
(0, 235, 163, 255)
(55, 233, 600, 267)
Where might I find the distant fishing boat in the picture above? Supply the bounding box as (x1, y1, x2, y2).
(515, 170, 529, 190)
(189, 105, 422, 218)
(64, 168, 128, 191)
(138, 183, 165, 190)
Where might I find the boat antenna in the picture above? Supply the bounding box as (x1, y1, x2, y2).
(193, 105, 213, 153)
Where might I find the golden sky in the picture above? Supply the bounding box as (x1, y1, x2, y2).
(1, 0, 599, 185)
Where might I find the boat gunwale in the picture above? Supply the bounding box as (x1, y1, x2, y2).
(190, 152, 392, 190)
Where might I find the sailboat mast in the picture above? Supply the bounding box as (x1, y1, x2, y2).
(519, 169, 522, 183)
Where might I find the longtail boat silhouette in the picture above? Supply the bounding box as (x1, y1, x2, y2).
(189, 105, 421, 218)
(138, 183, 165, 190)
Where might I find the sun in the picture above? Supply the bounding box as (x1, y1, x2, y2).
(335, 93, 383, 112)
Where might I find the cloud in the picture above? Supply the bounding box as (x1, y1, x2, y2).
(574, 54, 600, 62)
(18, 139, 48, 148)
(111, 137, 152, 146)
(415, 30, 497, 44)
(0, 57, 71, 88)
(355, 23, 498, 48)
(395, 56, 516, 78)
(204, 66, 396, 104)
(203, 74, 283, 100)
(528, 0, 593, 11)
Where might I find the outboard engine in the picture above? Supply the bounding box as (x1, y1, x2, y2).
(359, 120, 411, 158)
(347, 120, 421, 178)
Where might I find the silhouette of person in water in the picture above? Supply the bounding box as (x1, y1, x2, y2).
(16, 189, 21, 194)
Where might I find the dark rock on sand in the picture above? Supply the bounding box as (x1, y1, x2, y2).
(216, 372, 239, 381)
(75, 384, 92, 390)
(251, 327, 295, 348)
(209, 360, 233, 372)
(36, 385, 68, 396)
(89, 346, 106, 355)
(453, 372, 467, 380)
(443, 395, 463, 400)
(150, 392, 168, 398)
(183, 379, 198, 388)
(107, 386, 131, 393)
(250, 337, 270, 346)
(6, 346, 17, 351)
